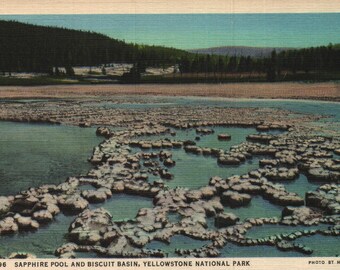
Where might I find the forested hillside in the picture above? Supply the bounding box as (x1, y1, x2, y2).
(0, 20, 187, 74)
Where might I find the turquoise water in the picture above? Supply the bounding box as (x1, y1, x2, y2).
(206, 196, 282, 229)
(135, 134, 261, 189)
(94, 194, 154, 222)
(83, 96, 340, 122)
(167, 212, 182, 224)
(221, 243, 303, 257)
(283, 174, 322, 198)
(1, 14, 339, 49)
(294, 235, 340, 257)
(0, 121, 102, 196)
(146, 235, 211, 257)
(0, 214, 73, 258)
(78, 184, 97, 191)
(166, 150, 260, 189)
(157, 97, 339, 121)
(133, 126, 263, 189)
(83, 96, 340, 126)
(223, 196, 283, 221)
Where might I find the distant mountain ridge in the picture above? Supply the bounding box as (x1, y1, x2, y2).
(188, 46, 295, 58)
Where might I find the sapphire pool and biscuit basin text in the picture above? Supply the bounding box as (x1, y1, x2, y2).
(11, 259, 250, 267)
(0, 257, 339, 270)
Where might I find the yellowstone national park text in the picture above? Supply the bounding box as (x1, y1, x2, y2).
(12, 259, 251, 268)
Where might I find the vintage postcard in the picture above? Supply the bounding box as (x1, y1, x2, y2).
(0, 1, 339, 269)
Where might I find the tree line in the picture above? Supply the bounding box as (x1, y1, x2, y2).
(178, 44, 340, 81)
(0, 20, 186, 75)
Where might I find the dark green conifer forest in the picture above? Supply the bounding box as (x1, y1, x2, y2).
(0, 20, 339, 82)
(0, 20, 186, 74)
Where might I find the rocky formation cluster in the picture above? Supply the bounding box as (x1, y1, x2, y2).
(0, 98, 339, 258)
